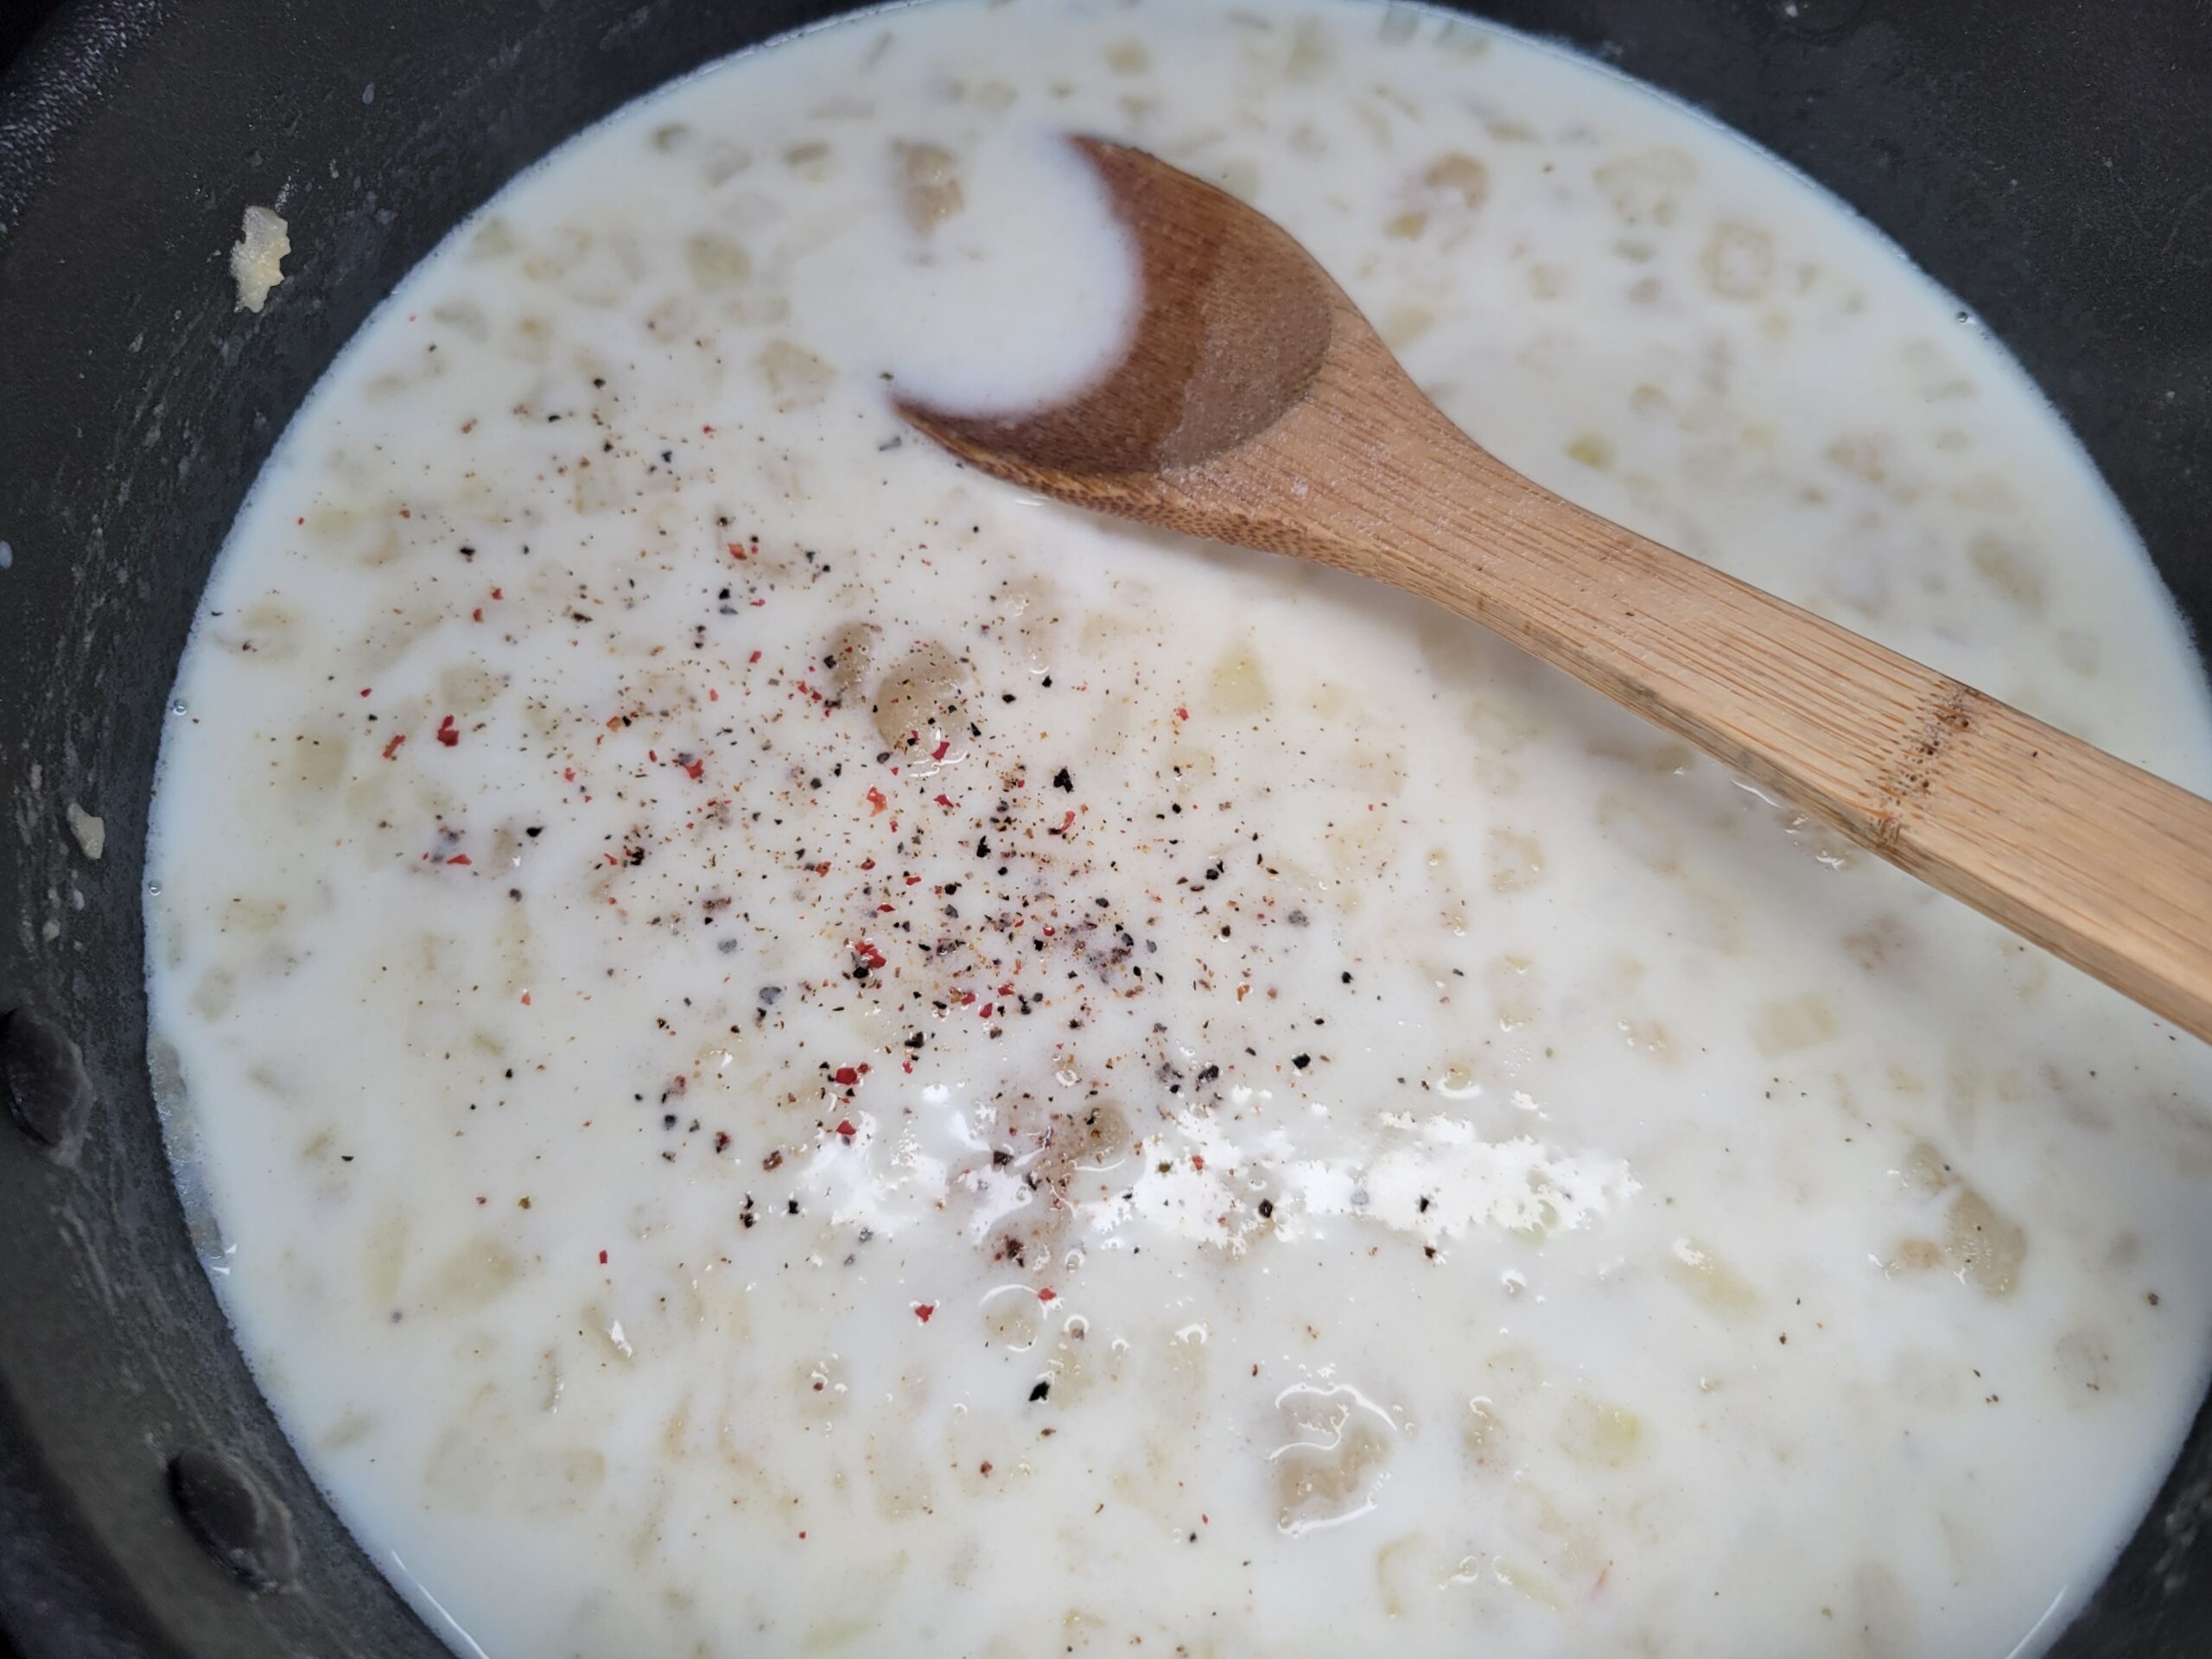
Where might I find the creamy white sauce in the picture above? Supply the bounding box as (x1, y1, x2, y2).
(145, 3, 2212, 1656)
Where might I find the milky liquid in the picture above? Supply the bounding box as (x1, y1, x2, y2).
(144, 3, 2212, 1656)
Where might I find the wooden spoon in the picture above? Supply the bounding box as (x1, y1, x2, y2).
(898, 137, 2212, 1042)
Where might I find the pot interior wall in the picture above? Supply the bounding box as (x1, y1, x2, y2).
(1, 2, 2208, 1655)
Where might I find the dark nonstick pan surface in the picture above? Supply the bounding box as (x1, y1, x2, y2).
(3, 3, 2209, 1655)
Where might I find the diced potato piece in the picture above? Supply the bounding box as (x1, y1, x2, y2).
(1900, 1141, 1955, 1198)
(1945, 1185, 2025, 1296)
(1751, 992, 1838, 1057)
(1967, 531, 2047, 614)
(427, 1238, 524, 1313)
(1488, 829, 1545, 893)
(1286, 19, 1336, 81)
(1207, 643, 1271, 714)
(899, 141, 965, 231)
(230, 205, 290, 313)
(1668, 1236, 1760, 1312)
(1554, 1397, 1647, 1468)
(1593, 147, 1695, 226)
(1567, 432, 1614, 470)
(685, 232, 753, 290)
(1105, 38, 1150, 73)
(871, 639, 968, 749)
(1423, 150, 1490, 207)
(1700, 221, 1775, 301)
(756, 339, 836, 410)
(1274, 1412, 1391, 1535)
(1462, 1396, 1507, 1465)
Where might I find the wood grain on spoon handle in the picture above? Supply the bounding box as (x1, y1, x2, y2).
(1206, 332, 2212, 1041)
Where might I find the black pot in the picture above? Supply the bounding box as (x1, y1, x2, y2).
(3, 2, 2209, 1654)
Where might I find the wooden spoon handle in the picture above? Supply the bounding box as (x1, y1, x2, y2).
(1242, 366, 2212, 1040)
